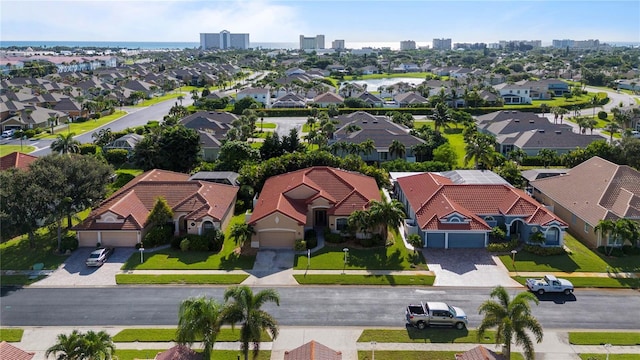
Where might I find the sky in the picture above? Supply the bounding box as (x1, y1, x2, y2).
(1, 0, 639, 46)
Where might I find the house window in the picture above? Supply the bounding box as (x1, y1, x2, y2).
(336, 218, 348, 231)
(484, 216, 495, 221)
(380, 152, 388, 160)
(584, 224, 591, 233)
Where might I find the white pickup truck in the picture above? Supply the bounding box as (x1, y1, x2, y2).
(526, 274, 574, 295)
(405, 301, 468, 330)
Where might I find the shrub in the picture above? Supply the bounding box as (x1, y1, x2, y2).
(203, 229, 224, 252)
(490, 226, 506, 241)
(306, 236, 318, 249)
(143, 225, 173, 248)
(180, 238, 190, 252)
(135, 242, 143, 249)
(597, 111, 608, 120)
(487, 239, 519, 252)
(60, 234, 79, 252)
(79, 143, 97, 155)
(183, 234, 209, 251)
(371, 233, 384, 246)
(359, 237, 374, 247)
(325, 232, 345, 243)
(24, 129, 36, 138)
(75, 117, 89, 123)
(305, 229, 317, 240)
(294, 239, 306, 251)
(524, 244, 566, 256)
(104, 149, 129, 166)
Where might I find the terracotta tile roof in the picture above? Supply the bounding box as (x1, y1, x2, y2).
(284, 340, 342, 360)
(0, 152, 38, 171)
(398, 173, 565, 231)
(249, 167, 380, 225)
(0, 341, 35, 360)
(455, 345, 505, 360)
(531, 156, 640, 225)
(74, 169, 238, 231)
(154, 344, 203, 360)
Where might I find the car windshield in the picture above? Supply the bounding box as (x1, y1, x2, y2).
(448, 305, 457, 316)
(89, 253, 101, 259)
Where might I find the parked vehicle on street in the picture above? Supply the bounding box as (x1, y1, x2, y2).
(526, 274, 574, 295)
(1, 129, 16, 138)
(405, 301, 468, 330)
(85, 248, 115, 267)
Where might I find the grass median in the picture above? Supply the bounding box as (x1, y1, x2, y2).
(113, 328, 271, 342)
(569, 331, 640, 345)
(115, 274, 249, 285)
(293, 274, 434, 286)
(578, 355, 639, 360)
(357, 328, 496, 344)
(0, 328, 24, 342)
(114, 350, 270, 360)
(357, 351, 524, 360)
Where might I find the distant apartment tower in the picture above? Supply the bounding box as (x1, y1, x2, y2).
(332, 39, 345, 50)
(200, 30, 249, 50)
(400, 40, 416, 50)
(499, 40, 542, 49)
(300, 35, 325, 50)
(553, 39, 600, 49)
(432, 38, 452, 50)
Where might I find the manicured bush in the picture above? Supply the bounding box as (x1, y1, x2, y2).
(524, 244, 566, 256)
(325, 232, 345, 243)
(144, 225, 173, 248)
(60, 234, 78, 252)
(598, 111, 608, 120)
(75, 117, 88, 123)
(79, 143, 97, 155)
(24, 129, 36, 138)
(487, 239, 519, 252)
(294, 239, 306, 251)
(104, 149, 129, 166)
(180, 238, 190, 252)
(203, 229, 224, 252)
(306, 236, 318, 249)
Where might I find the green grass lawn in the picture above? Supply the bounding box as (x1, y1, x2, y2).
(258, 122, 276, 129)
(34, 111, 127, 139)
(0, 275, 46, 286)
(294, 231, 426, 271)
(0, 328, 24, 342)
(114, 350, 270, 360)
(569, 332, 640, 345)
(512, 276, 639, 289)
(112, 328, 271, 342)
(499, 233, 639, 273)
(342, 73, 433, 81)
(358, 351, 523, 360)
(121, 214, 255, 270)
(293, 274, 435, 286)
(0, 145, 36, 156)
(116, 274, 249, 285)
(579, 355, 639, 360)
(358, 328, 496, 344)
(413, 121, 466, 167)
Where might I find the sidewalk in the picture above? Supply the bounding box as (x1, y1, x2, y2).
(10, 326, 640, 360)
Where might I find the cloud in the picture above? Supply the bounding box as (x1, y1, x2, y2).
(0, 0, 304, 42)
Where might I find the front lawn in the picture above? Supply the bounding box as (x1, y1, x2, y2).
(358, 352, 523, 360)
(113, 328, 271, 342)
(116, 274, 249, 285)
(579, 355, 640, 360)
(0, 145, 36, 156)
(569, 332, 640, 345)
(293, 274, 435, 286)
(0, 328, 24, 342)
(294, 231, 426, 271)
(358, 328, 496, 344)
(499, 234, 629, 273)
(114, 350, 270, 360)
(121, 214, 255, 270)
(35, 111, 127, 139)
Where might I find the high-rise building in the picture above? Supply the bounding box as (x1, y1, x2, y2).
(553, 39, 600, 49)
(432, 38, 452, 50)
(300, 35, 325, 50)
(332, 39, 345, 50)
(400, 40, 416, 50)
(200, 30, 250, 50)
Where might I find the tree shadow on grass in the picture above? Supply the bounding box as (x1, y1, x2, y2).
(347, 247, 405, 270)
(405, 325, 471, 343)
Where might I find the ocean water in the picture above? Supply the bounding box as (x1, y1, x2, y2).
(0, 40, 298, 50)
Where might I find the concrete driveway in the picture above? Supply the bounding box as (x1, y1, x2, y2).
(422, 248, 521, 287)
(30, 247, 136, 287)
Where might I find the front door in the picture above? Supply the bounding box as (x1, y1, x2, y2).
(314, 209, 327, 227)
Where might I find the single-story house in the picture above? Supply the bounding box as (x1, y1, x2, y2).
(0, 341, 34, 360)
(103, 133, 143, 155)
(530, 156, 640, 248)
(455, 345, 505, 360)
(248, 166, 381, 248)
(74, 169, 238, 247)
(312, 92, 344, 107)
(0, 151, 38, 171)
(396, 172, 567, 248)
(284, 341, 342, 360)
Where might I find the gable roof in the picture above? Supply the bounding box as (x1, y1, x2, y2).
(154, 344, 203, 360)
(455, 345, 505, 360)
(0, 342, 35, 360)
(0, 151, 38, 171)
(313, 92, 344, 103)
(531, 156, 640, 225)
(398, 172, 565, 231)
(284, 340, 342, 360)
(249, 167, 380, 225)
(75, 169, 238, 231)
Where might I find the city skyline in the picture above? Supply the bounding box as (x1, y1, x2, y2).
(1, 0, 639, 46)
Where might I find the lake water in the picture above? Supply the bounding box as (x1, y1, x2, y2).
(345, 78, 426, 90)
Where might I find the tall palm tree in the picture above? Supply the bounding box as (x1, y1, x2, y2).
(477, 286, 543, 360)
(229, 223, 255, 248)
(431, 101, 452, 135)
(45, 330, 85, 360)
(604, 122, 620, 143)
(388, 139, 406, 160)
(464, 132, 497, 169)
(368, 198, 405, 241)
(223, 286, 280, 360)
(177, 296, 224, 360)
(82, 331, 115, 360)
(51, 133, 80, 154)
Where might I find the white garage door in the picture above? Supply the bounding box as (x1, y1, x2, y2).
(78, 231, 99, 247)
(101, 231, 138, 247)
(259, 231, 296, 248)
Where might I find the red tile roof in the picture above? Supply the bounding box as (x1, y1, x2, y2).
(154, 344, 203, 360)
(0, 341, 35, 360)
(284, 340, 342, 360)
(398, 172, 565, 231)
(0, 152, 38, 171)
(455, 345, 505, 360)
(249, 167, 380, 225)
(75, 169, 238, 231)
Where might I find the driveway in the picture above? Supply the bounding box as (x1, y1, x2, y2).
(242, 249, 298, 286)
(422, 248, 521, 287)
(29, 247, 136, 287)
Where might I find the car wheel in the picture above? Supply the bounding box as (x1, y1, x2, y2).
(417, 321, 427, 330)
(455, 322, 466, 330)
(564, 289, 572, 295)
(537, 289, 545, 295)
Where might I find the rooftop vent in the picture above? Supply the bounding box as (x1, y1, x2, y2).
(529, 120, 535, 123)
(538, 129, 545, 133)
(555, 130, 562, 134)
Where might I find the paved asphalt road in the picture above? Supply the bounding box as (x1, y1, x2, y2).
(2, 286, 639, 329)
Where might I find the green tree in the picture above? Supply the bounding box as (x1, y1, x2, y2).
(477, 286, 543, 360)
(217, 140, 262, 172)
(431, 101, 452, 135)
(389, 139, 406, 160)
(45, 330, 115, 360)
(147, 196, 174, 228)
(51, 133, 81, 154)
(223, 286, 280, 360)
(407, 233, 422, 256)
(81, 331, 116, 360)
(537, 148, 558, 168)
(506, 149, 527, 166)
(432, 143, 458, 168)
(45, 330, 86, 360)
(464, 132, 497, 169)
(177, 296, 224, 360)
(368, 198, 405, 241)
(229, 223, 255, 248)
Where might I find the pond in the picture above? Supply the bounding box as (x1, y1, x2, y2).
(343, 78, 426, 90)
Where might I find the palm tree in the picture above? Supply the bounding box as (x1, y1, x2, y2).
(477, 286, 543, 360)
(604, 122, 620, 143)
(223, 286, 280, 360)
(177, 296, 224, 360)
(388, 139, 406, 160)
(537, 149, 558, 168)
(82, 331, 115, 360)
(464, 132, 497, 169)
(51, 133, 80, 154)
(229, 223, 255, 248)
(368, 198, 405, 241)
(539, 103, 550, 117)
(506, 149, 527, 167)
(358, 139, 376, 157)
(45, 330, 85, 360)
(431, 101, 452, 135)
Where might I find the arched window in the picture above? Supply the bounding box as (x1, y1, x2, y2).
(202, 221, 215, 230)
